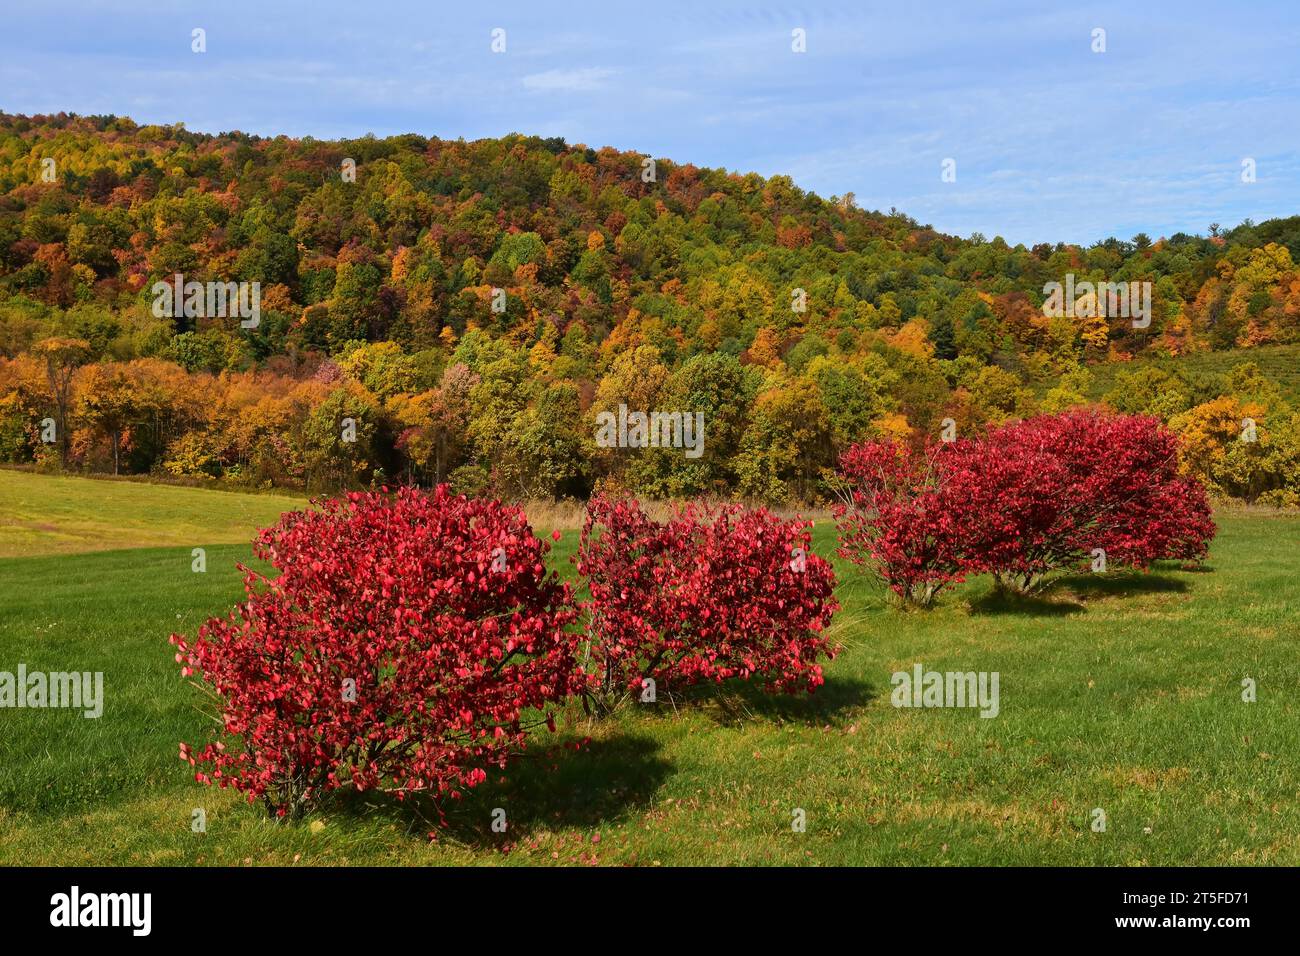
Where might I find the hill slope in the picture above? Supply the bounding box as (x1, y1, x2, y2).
(1, 112, 1299, 503)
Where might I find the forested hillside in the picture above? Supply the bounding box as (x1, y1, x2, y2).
(2, 111, 1299, 503)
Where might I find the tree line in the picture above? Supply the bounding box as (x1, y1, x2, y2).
(2, 111, 1299, 503)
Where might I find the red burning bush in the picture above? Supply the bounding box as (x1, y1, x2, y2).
(169, 486, 585, 818)
(835, 412, 1215, 603)
(833, 440, 965, 606)
(951, 412, 1216, 592)
(577, 496, 839, 699)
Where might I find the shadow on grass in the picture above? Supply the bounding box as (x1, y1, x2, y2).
(969, 589, 1085, 617)
(968, 570, 1191, 616)
(1048, 571, 1190, 599)
(329, 733, 672, 846)
(651, 673, 876, 727)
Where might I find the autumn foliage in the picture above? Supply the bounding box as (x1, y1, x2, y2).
(834, 440, 966, 606)
(835, 412, 1216, 604)
(948, 412, 1216, 592)
(170, 486, 848, 818)
(577, 495, 840, 698)
(170, 486, 584, 818)
(5, 114, 1300, 506)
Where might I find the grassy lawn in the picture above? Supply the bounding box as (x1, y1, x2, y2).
(0, 475, 1297, 865)
(0, 470, 304, 558)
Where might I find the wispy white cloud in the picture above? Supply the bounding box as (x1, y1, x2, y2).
(521, 67, 615, 93)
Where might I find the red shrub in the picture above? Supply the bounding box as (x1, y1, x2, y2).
(577, 496, 839, 698)
(833, 440, 965, 606)
(952, 412, 1216, 591)
(169, 486, 585, 818)
(835, 412, 1216, 602)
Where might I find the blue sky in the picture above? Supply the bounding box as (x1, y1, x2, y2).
(2, 0, 1298, 246)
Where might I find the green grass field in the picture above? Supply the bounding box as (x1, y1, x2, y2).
(0, 470, 304, 558)
(1051, 343, 1300, 406)
(0, 473, 1297, 865)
